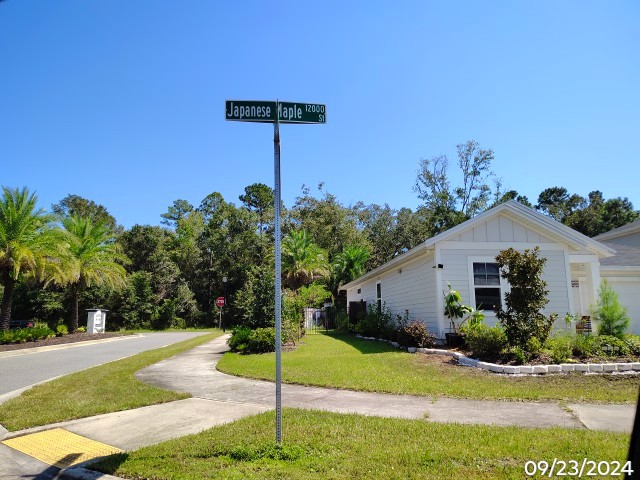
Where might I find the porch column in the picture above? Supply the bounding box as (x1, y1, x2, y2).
(589, 260, 602, 306)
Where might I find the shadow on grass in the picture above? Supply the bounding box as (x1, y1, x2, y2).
(317, 331, 400, 354)
(88, 451, 130, 476)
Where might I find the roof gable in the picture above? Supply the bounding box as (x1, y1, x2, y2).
(341, 201, 615, 290)
(448, 213, 556, 244)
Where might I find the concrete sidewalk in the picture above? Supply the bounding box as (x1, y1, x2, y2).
(1, 334, 637, 479)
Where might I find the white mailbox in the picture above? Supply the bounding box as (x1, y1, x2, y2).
(86, 309, 108, 333)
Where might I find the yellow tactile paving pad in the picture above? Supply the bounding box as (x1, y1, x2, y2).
(1, 427, 122, 468)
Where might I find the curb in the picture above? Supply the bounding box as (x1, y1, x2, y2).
(354, 334, 640, 375)
(57, 466, 125, 480)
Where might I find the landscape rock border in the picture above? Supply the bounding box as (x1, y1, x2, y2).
(354, 334, 640, 375)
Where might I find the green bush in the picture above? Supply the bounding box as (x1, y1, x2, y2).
(464, 324, 507, 360)
(151, 299, 177, 330)
(336, 309, 349, 333)
(596, 335, 631, 356)
(31, 323, 55, 341)
(624, 335, 640, 356)
(356, 303, 392, 338)
(507, 346, 527, 365)
(228, 326, 252, 352)
(525, 337, 543, 357)
(572, 333, 598, 358)
(76, 326, 87, 333)
(247, 327, 276, 353)
(545, 334, 573, 364)
(11, 328, 31, 343)
(495, 247, 556, 352)
(592, 279, 630, 339)
(0, 330, 15, 344)
(56, 324, 69, 336)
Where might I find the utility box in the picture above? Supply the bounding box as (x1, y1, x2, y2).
(86, 309, 108, 333)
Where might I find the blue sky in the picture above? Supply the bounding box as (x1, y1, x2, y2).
(1, 1, 638, 228)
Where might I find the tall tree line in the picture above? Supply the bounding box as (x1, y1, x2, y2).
(2, 140, 638, 331)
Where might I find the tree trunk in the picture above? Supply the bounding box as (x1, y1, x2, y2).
(1, 276, 17, 331)
(71, 285, 79, 333)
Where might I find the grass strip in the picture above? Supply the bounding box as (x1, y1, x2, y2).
(217, 333, 640, 403)
(92, 408, 630, 480)
(0, 331, 221, 431)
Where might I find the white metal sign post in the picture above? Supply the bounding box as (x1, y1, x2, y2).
(225, 99, 325, 444)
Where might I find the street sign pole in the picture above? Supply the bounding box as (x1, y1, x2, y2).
(225, 98, 324, 446)
(273, 100, 283, 445)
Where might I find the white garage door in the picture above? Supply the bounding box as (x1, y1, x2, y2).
(608, 279, 640, 335)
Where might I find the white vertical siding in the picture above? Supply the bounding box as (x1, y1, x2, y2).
(452, 214, 555, 244)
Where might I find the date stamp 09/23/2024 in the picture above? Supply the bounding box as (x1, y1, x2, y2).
(524, 459, 633, 477)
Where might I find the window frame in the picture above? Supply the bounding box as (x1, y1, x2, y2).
(376, 281, 382, 313)
(467, 257, 509, 315)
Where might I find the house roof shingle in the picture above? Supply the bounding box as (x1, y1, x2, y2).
(600, 242, 640, 267)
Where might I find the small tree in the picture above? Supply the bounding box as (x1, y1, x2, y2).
(592, 279, 629, 339)
(495, 247, 557, 351)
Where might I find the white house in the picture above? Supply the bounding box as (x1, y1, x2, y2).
(341, 200, 640, 337)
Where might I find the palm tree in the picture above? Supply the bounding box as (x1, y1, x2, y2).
(60, 215, 128, 332)
(332, 245, 370, 284)
(330, 245, 370, 301)
(281, 229, 329, 290)
(0, 187, 64, 330)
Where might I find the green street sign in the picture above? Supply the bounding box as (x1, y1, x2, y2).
(225, 100, 326, 124)
(278, 102, 326, 124)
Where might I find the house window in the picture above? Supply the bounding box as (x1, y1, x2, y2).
(472, 262, 501, 311)
(376, 282, 382, 313)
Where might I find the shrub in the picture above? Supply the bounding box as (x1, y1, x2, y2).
(495, 247, 557, 352)
(0, 330, 15, 344)
(545, 334, 573, 364)
(596, 335, 631, 356)
(31, 323, 55, 341)
(56, 324, 69, 337)
(356, 303, 391, 338)
(508, 346, 527, 365)
(572, 334, 598, 358)
(592, 279, 630, 339)
(624, 335, 640, 356)
(228, 326, 252, 352)
(170, 317, 186, 329)
(336, 309, 349, 333)
(151, 299, 177, 330)
(11, 328, 31, 343)
(76, 326, 87, 333)
(401, 321, 436, 348)
(464, 324, 507, 360)
(282, 290, 304, 343)
(247, 327, 276, 353)
(525, 337, 543, 357)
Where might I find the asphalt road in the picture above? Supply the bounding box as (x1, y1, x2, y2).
(0, 332, 208, 397)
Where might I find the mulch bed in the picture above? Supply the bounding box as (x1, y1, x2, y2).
(0, 332, 128, 352)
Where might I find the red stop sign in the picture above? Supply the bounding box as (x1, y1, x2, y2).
(216, 297, 225, 307)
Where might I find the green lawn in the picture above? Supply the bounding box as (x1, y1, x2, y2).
(92, 408, 630, 480)
(0, 331, 222, 431)
(217, 333, 640, 403)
